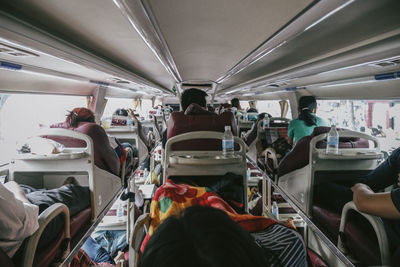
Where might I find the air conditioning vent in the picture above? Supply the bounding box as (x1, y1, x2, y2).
(0, 43, 39, 57)
(370, 57, 400, 68)
(181, 83, 213, 91)
(108, 77, 130, 84)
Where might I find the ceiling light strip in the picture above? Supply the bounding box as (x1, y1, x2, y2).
(0, 12, 171, 94)
(113, 0, 182, 83)
(215, 0, 354, 85)
(221, 34, 400, 95)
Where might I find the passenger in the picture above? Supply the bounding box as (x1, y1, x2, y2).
(287, 96, 327, 145)
(50, 107, 120, 176)
(0, 180, 90, 258)
(78, 236, 125, 266)
(231, 97, 242, 111)
(314, 147, 400, 250)
(162, 88, 212, 148)
(247, 100, 258, 113)
(139, 180, 307, 267)
(139, 206, 306, 267)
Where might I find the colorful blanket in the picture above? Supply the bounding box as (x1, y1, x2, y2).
(140, 179, 278, 252)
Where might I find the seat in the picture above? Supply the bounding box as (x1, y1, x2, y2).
(10, 128, 122, 220)
(48, 121, 120, 176)
(167, 105, 238, 151)
(337, 201, 391, 266)
(246, 117, 290, 175)
(277, 126, 382, 216)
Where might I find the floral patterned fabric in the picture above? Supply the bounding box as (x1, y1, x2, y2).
(140, 179, 278, 252)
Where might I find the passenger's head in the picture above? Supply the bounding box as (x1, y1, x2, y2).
(181, 88, 208, 111)
(66, 107, 95, 127)
(113, 108, 129, 117)
(139, 206, 270, 267)
(249, 100, 256, 108)
(298, 96, 317, 126)
(231, 98, 241, 109)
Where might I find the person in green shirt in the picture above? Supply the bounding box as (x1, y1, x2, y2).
(288, 96, 327, 145)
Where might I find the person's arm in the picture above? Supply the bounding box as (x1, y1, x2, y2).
(351, 183, 400, 219)
(4, 181, 31, 204)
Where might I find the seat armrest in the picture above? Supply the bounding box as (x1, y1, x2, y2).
(22, 203, 70, 267)
(338, 201, 390, 266)
(265, 147, 279, 170)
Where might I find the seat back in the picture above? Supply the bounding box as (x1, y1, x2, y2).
(48, 122, 120, 176)
(167, 110, 237, 151)
(278, 126, 370, 177)
(277, 127, 381, 215)
(0, 248, 14, 267)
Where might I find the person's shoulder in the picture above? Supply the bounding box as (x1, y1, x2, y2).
(288, 118, 301, 127)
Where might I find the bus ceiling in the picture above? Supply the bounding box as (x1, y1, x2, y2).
(0, 0, 399, 99)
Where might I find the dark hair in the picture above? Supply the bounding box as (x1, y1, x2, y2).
(66, 107, 95, 127)
(181, 88, 208, 112)
(113, 108, 129, 117)
(231, 98, 241, 109)
(298, 96, 317, 126)
(139, 206, 270, 267)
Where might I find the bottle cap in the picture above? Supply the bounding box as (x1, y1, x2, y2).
(225, 126, 231, 131)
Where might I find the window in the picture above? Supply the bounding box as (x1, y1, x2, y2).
(240, 100, 292, 119)
(0, 94, 87, 164)
(317, 100, 400, 154)
(102, 98, 153, 119)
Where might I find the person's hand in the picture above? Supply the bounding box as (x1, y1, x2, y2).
(351, 183, 372, 193)
(351, 183, 373, 208)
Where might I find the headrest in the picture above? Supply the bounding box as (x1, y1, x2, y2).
(48, 121, 120, 175)
(278, 127, 369, 177)
(111, 115, 128, 126)
(184, 103, 216, 116)
(167, 110, 238, 151)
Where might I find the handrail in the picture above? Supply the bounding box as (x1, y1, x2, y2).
(165, 131, 246, 155)
(35, 128, 94, 156)
(310, 129, 380, 153)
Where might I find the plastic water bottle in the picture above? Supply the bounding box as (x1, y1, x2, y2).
(117, 202, 124, 219)
(247, 168, 251, 179)
(263, 116, 270, 130)
(222, 126, 234, 157)
(127, 118, 133, 127)
(272, 201, 279, 220)
(243, 111, 248, 121)
(326, 125, 339, 154)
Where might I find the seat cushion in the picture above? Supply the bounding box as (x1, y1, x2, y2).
(343, 210, 381, 265)
(312, 205, 341, 244)
(33, 207, 92, 267)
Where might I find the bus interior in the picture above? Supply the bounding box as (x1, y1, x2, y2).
(0, 0, 400, 266)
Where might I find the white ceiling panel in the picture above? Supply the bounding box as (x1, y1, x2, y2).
(148, 0, 313, 81)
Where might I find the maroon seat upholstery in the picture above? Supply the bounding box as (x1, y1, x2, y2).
(167, 104, 238, 151)
(0, 248, 14, 267)
(278, 127, 369, 177)
(32, 207, 92, 267)
(343, 209, 381, 265)
(312, 205, 341, 244)
(48, 122, 120, 176)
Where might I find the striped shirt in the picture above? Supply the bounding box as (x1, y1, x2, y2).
(251, 224, 307, 267)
